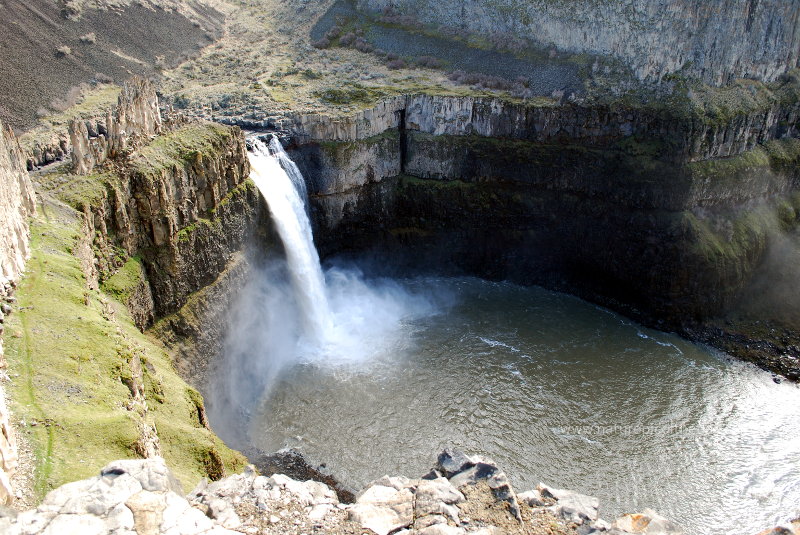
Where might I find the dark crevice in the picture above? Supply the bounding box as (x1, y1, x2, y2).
(397, 108, 407, 174)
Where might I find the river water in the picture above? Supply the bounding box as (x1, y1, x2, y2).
(232, 138, 800, 535)
(247, 276, 800, 535)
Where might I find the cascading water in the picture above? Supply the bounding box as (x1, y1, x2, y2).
(248, 137, 332, 342)
(208, 137, 435, 445)
(208, 136, 800, 535)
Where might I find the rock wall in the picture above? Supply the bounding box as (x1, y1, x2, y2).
(0, 124, 36, 285)
(0, 120, 35, 506)
(287, 91, 800, 378)
(70, 77, 162, 175)
(356, 0, 800, 85)
(290, 93, 800, 163)
(83, 122, 261, 324)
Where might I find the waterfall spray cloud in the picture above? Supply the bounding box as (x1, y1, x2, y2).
(206, 136, 441, 447)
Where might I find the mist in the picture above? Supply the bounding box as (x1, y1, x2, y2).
(735, 226, 800, 328)
(205, 258, 440, 449)
(205, 137, 441, 448)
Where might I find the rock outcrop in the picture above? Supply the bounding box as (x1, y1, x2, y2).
(0, 451, 697, 535)
(70, 77, 163, 176)
(0, 119, 35, 506)
(355, 0, 800, 85)
(0, 122, 36, 286)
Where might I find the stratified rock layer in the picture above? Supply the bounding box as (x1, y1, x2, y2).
(355, 0, 800, 85)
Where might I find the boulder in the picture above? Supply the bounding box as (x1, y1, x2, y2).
(613, 509, 683, 534)
(348, 484, 414, 535)
(538, 483, 599, 524)
(101, 458, 184, 494)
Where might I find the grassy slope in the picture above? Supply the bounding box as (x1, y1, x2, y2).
(3, 197, 246, 499)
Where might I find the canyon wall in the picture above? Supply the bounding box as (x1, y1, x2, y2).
(81, 121, 260, 322)
(1, 78, 268, 493)
(288, 87, 800, 378)
(0, 124, 36, 286)
(0, 120, 35, 505)
(356, 0, 800, 85)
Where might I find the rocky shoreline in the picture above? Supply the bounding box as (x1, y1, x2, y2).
(0, 450, 678, 535)
(3, 448, 798, 535)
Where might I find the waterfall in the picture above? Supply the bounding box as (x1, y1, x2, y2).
(248, 137, 333, 342)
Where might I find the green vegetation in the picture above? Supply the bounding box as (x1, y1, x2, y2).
(688, 138, 800, 186)
(681, 206, 774, 268)
(101, 257, 145, 303)
(688, 70, 800, 125)
(132, 122, 234, 181)
(36, 167, 118, 212)
(3, 201, 246, 498)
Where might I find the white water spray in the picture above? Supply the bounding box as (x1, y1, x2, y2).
(249, 137, 332, 342)
(208, 136, 439, 446)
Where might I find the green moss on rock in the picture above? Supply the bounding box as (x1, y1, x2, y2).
(3, 201, 246, 498)
(101, 256, 145, 302)
(132, 122, 235, 181)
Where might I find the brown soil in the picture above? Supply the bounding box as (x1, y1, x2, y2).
(458, 483, 579, 535)
(0, 0, 223, 131)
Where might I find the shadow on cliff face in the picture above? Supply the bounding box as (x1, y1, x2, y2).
(733, 227, 800, 329)
(311, 0, 585, 97)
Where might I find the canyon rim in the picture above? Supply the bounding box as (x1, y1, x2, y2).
(0, 0, 800, 534)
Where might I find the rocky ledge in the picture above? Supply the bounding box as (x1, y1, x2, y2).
(4, 449, 799, 535)
(0, 450, 697, 535)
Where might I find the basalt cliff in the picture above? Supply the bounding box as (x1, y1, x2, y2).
(280, 77, 800, 380)
(356, 0, 800, 85)
(0, 0, 799, 531)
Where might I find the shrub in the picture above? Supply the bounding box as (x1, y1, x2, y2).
(94, 72, 114, 84)
(387, 58, 407, 70)
(79, 32, 96, 44)
(55, 45, 72, 57)
(353, 38, 373, 53)
(326, 25, 343, 40)
(312, 38, 331, 49)
(416, 55, 443, 69)
(447, 70, 531, 95)
(339, 32, 356, 46)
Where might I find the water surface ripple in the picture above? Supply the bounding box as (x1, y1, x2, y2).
(249, 277, 800, 535)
